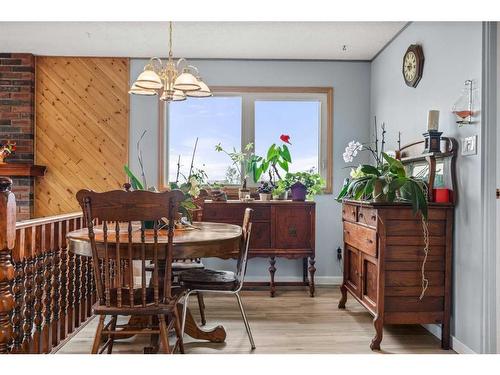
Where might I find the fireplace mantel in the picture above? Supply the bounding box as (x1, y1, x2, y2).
(0, 163, 46, 177)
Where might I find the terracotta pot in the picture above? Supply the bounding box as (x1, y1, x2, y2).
(290, 182, 307, 201)
(372, 180, 387, 202)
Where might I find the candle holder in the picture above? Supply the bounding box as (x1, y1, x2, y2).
(423, 130, 442, 153)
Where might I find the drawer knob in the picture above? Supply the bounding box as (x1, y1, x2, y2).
(366, 239, 373, 244)
(359, 213, 364, 218)
(371, 215, 376, 221)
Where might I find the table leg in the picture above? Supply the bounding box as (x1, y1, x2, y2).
(177, 303, 226, 343)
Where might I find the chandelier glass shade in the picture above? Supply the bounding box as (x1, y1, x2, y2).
(129, 22, 212, 102)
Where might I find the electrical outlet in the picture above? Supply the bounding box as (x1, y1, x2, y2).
(461, 135, 477, 156)
(337, 247, 342, 261)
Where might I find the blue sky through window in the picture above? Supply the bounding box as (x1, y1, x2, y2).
(255, 100, 320, 174)
(168, 96, 242, 183)
(168, 97, 321, 184)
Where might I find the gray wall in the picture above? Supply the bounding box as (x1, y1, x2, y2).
(130, 59, 371, 283)
(370, 22, 483, 353)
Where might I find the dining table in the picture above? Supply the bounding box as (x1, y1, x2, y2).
(67, 221, 242, 347)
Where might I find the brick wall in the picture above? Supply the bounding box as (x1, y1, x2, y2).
(0, 53, 35, 220)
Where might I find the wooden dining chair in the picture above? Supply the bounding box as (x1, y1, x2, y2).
(76, 188, 186, 354)
(178, 208, 255, 350)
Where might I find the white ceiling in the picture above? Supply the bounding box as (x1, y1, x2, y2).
(0, 22, 406, 60)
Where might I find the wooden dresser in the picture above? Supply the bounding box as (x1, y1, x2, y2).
(203, 200, 316, 297)
(339, 200, 453, 350)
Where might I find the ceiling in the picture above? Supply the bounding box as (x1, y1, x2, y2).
(0, 22, 406, 60)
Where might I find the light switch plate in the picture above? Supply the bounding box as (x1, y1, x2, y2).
(461, 135, 477, 156)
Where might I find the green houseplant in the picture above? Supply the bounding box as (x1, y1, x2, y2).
(335, 139, 428, 219)
(281, 170, 325, 201)
(250, 134, 292, 187)
(257, 181, 274, 201)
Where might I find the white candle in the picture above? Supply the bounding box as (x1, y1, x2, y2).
(428, 110, 440, 131)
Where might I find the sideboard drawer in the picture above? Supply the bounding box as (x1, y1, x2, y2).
(358, 207, 377, 228)
(343, 221, 377, 258)
(342, 204, 357, 222)
(204, 204, 270, 222)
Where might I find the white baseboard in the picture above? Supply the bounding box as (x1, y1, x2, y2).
(243, 275, 343, 285)
(422, 324, 477, 354)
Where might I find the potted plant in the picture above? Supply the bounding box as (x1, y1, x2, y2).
(215, 142, 258, 199)
(281, 170, 325, 201)
(272, 179, 289, 200)
(257, 181, 273, 201)
(250, 134, 292, 187)
(335, 138, 428, 219)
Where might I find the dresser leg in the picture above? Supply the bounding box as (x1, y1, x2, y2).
(441, 319, 450, 349)
(370, 314, 383, 351)
(308, 257, 316, 297)
(269, 257, 276, 298)
(338, 284, 348, 309)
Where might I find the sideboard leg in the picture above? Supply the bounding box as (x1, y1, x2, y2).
(370, 314, 383, 351)
(338, 284, 347, 309)
(302, 258, 308, 284)
(268, 257, 276, 298)
(308, 257, 316, 297)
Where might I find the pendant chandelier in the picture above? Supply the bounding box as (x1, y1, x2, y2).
(129, 22, 212, 102)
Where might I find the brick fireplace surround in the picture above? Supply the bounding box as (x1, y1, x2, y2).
(0, 53, 35, 220)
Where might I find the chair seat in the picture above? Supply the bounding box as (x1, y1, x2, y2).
(173, 260, 205, 270)
(179, 268, 240, 291)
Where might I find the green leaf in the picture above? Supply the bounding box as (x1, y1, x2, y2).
(124, 165, 144, 190)
(281, 144, 292, 162)
(278, 159, 289, 172)
(360, 164, 380, 176)
(363, 178, 374, 197)
(267, 144, 277, 160)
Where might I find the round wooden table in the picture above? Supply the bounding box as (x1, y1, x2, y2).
(67, 221, 242, 345)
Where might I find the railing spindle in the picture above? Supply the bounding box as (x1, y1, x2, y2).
(0, 177, 16, 354)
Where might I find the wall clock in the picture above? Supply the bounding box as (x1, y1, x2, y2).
(402, 44, 424, 88)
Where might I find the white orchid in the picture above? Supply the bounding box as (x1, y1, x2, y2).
(343, 141, 363, 163)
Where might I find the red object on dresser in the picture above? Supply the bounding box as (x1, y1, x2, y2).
(433, 188, 451, 203)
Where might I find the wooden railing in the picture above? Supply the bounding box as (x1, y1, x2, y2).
(0, 177, 95, 354)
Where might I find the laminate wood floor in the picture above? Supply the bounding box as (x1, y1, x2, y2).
(56, 287, 455, 354)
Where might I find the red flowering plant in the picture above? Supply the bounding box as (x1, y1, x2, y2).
(0, 141, 16, 162)
(250, 134, 292, 186)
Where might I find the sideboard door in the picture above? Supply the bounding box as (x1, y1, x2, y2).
(273, 206, 313, 249)
(345, 245, 362, 298)
(360, 253, 378, 312)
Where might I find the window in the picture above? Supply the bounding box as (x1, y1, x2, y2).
(163, 87, 333, 193)
(167, 97, 242, 183)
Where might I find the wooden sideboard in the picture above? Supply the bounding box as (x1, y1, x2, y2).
(339, 200, 453, 351)
(203, 200, 316, 297)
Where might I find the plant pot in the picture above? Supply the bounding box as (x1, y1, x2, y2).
(273, 191, 289, 200)
(290, 182, 307, 201)
(238, 188, 250, 201)
(259, 193, 272, 201)
(372, 180, 387, 202)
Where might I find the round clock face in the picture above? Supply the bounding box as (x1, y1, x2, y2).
(402, 44, 424, 87)
(403, 52, 417, 82)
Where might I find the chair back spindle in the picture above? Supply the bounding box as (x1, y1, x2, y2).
(76, 189, 184, 311)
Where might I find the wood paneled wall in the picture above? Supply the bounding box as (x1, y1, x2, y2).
(35, 57, 129, 217)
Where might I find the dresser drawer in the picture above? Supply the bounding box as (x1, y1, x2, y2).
(343, 221, 377, 258)
(342, 204, 357, 223)
(204, 204, 270, 222)
(358, 207, 377, 228)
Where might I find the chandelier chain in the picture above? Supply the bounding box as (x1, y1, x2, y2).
(169, 21, 173, 58)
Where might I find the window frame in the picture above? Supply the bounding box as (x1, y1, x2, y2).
(158, 86, 334, 194)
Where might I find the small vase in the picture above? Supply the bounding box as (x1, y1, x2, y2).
(290, 182, 307, 201)
(259, 193, 272, 201)
(372, 180, 387, 202)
